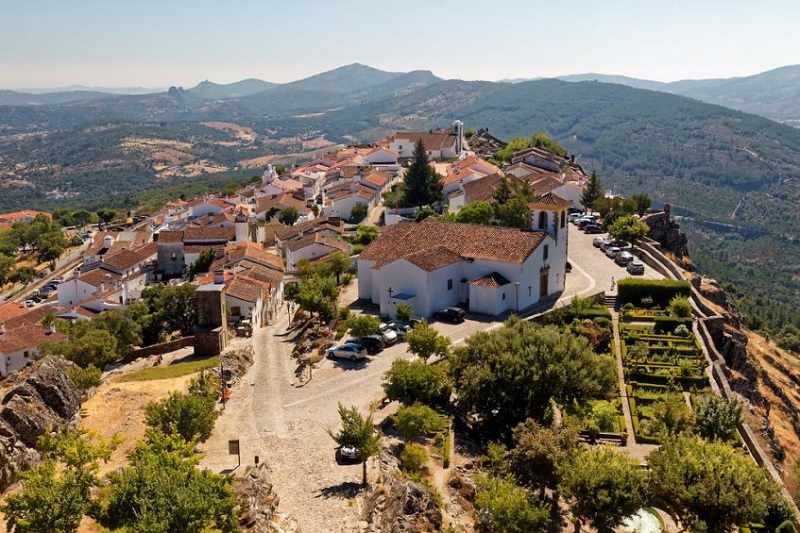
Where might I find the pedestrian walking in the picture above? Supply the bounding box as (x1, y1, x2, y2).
(610, 276, 616, 290)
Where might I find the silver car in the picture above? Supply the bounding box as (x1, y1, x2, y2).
(327, 344, 368, 361)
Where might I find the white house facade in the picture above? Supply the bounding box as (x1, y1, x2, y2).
(357, 193, 570, 319)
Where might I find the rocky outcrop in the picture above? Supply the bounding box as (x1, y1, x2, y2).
(467, 128, 507, 160)
(232, 463, 280, 532)
(642, 207, 691, 263)
(361, 451, 443, 532)
(212, 345, 254, 385)
(0, 356, 81, 491)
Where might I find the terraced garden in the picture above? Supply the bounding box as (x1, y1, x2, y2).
(620, 318, 711, 444)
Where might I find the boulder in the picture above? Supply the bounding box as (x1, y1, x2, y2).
(232, 463, 280, 532)
(642, 210, 690, 260)
(0, 356, 81, 491)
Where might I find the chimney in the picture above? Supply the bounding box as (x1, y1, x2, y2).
(103, 235, 113, 249)
(214, 269, 224, 284)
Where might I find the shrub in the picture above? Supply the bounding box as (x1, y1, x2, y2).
(398, 443, 428, 473)
(67, 364, 102, 390)
(674, 324, 691, 337)
(393, 403, 447, 442)
(144, 374, 220, 442)
(618, 279, 691, 307)
(591, 400, 620, 432)
(668, 296, 693, 318)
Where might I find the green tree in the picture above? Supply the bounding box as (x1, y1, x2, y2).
(531, 132, 568, 157)
(187, 249, 216, 280)
(295, 274, 339, 321)
(403, 139, 443, 207)
(474, 474, 551, 532)
(1, 429, 117, 533)
(327, 251, 351, 285)
(95, 208, 117, 227)
(142, 283, 198, 337)
(36, 230, 68, 263)
(52, 208, 76, 228)
(591, 400, 620, 432)
(382, 358, 451, 411)
(558, 446, 650, 533)
(451, 317, 615, 436)
(607, 214, 650, 250)
(9, 266, 39, 284)
(392, 403, 446, 442)
(328, 404, 381, 485)
(668, 295, 693, 318)
(349, 202, 368, 224)
(92, 309, 142, 357)
(0, 254, 15, 285)
(144, 374, 220, 443)
(580, 170, 604, 210)
(43, 328, 119, 368)
(630, 193, 652, 216)
(102, 429, 238, 532)
(347, 314, 381, 337)
(508, 419, 579, 496)
(72, 209, 96, 230)
(649, 434, 777, 532)
(278, 206, 299, 226)
(395, 303, 413, 322)
(650, 394, 695, 438)
(693, 394, 743, 442)
(220, 182, 240, 197)
(406, 319, 451, 362)
(455, 200, 494, 225)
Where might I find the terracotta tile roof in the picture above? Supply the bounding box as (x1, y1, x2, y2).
(505, 161, 557, 179)
(0, 302, 28, 322)
(469, 272, 511, 288)
(102, 248, 144, 271)
(404, 245, 462, 272)
(184, 244, 224, 255)
(134, 241, 158, 259)
(284, 232, 350, 254)
(524, 175, 564, 196)
(225, 276, 266, 304)
(361, 220, 547, 269)
(255, 193, 311, 215)
(274, 216, 344, 242)
(0, 320, 67, 354)
(156, 230, 184, 243)
(442, 156, 501, 186)
(184, 226, 235, 242)
(78, 268, 121, 288)
(240, 263, 284, 286)
(390, 132, 458, 152)
(215, 241, 284, 272)
(460, 173, 519, 203)
(528, 192, 572, 210)
(361, 171, 391, 188)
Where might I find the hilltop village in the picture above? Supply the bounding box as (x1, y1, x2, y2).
(0, 125, 797, 532)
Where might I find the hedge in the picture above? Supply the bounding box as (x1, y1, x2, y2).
(653, 316, 694, 334)
(617, 279, 691, 307)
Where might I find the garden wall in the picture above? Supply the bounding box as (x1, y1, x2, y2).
(122, 336, 195, 363)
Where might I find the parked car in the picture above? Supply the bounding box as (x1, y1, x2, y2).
(339, 445, 361, 460)
(577, 219, 600, 230)
(627, 260, 645, 275)
(432, 307, 466, 323)
(345, 335, 385, 354)
(583, 224, 604, 234)
(385, 321, 412, 340)
(593, 236, 609, 248)
(568, 212, 584, 223)
(327, 343, 368, 361)
(23, 299, 36, 307)
(604, 246, 621, 259)
(615, 250, 635, 266)
(573, 215, 595, 226)
(39, 286, 54, 295)
(378, 323, 398, 345)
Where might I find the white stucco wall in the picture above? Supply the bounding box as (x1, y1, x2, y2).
(57, 279, 99, 306)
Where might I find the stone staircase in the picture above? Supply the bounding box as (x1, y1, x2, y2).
(604, 294, 617, 309)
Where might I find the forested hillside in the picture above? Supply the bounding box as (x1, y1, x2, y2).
(1, 69, 799, 334)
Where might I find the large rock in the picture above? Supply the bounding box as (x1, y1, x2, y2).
(642, 209, 690, 260)
(0, 356, 81, 491)
(232, 463, 280, 532)
(362, 452, 443, 532)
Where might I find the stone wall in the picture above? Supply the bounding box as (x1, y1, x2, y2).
(122, 336, 195, 363)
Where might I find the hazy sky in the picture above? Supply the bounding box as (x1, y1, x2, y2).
(1, 0, 798, 89)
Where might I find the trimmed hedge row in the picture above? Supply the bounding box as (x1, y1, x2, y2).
(617, 279, 691, 307)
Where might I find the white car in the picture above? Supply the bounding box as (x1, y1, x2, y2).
(378, 323, 398, 345)
(23, 299, 36, 307)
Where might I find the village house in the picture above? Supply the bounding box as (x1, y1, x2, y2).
(357, 192, 571, 319)
(0, 210, 52, 230)
(435, 155, 503, 199)
(0, 305, 67, 376)
(388, 123, 464, 161)
(274, 216, 349, 272)
(447, 173, 521, 212)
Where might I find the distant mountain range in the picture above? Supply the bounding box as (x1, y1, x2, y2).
(3, 63, 799, 126)
(1, 62, 799, 331)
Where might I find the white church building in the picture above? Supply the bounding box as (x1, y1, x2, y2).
(357, 192, 572, 318)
